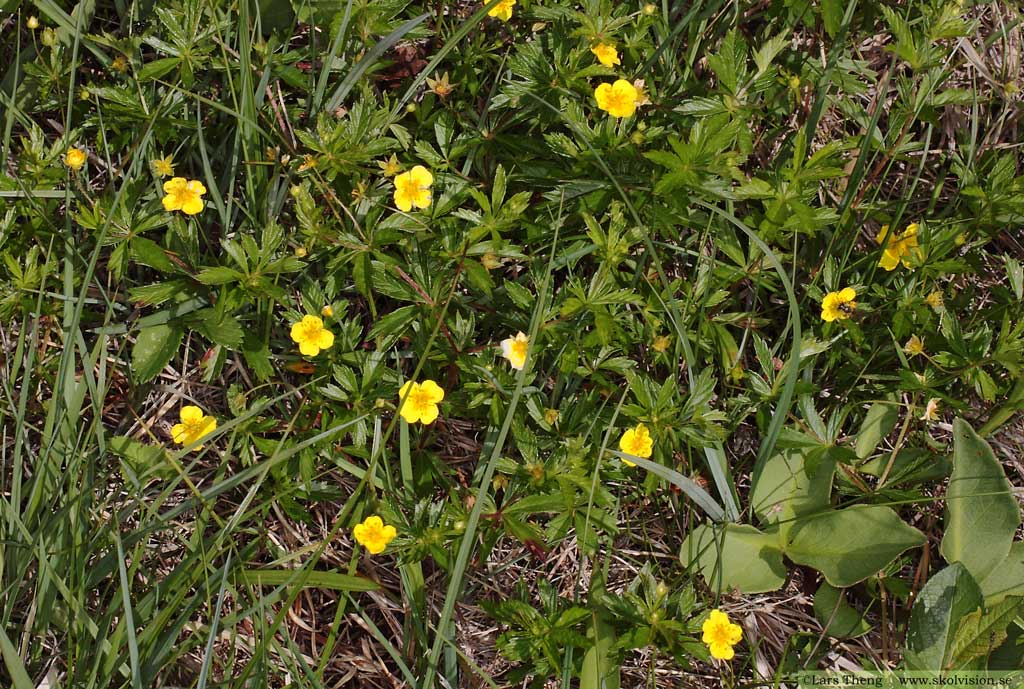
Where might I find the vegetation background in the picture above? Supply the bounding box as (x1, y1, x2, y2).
(1, 0, 1023, 687)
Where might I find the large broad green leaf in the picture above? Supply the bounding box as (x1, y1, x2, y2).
(979, 543, 1024, 606)
(750, 448, 835, 540)
(580, 612, 619, 689)
(904, 563, 983, 671)
(785, 505, 926, 587)
(681, 523, 786, 594)
(813, 582, 871, 639)
(132, 322, 184, 383)
(940, 419, 1020, 582)
(855, 402, 898, 459)
(948, 597, 1023, 670)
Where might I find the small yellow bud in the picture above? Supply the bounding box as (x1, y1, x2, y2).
(112, 55, 129, 73)
(294, 246, 307, 258)
(321, 305, 333, 317)
(544, 408, 559, 426)
(652, 335, 671, 353)
(26, 16, 40, 30)
(41, 28, 56, 46)
(405, 103, 417, 113)
(642, 3, 658, 15)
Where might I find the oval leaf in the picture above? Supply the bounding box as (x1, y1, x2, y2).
(939, 418, 1021, 582)
(681, 523, 787, 594)
(132, 323, 183, 383)
(785, 505, 926, 587)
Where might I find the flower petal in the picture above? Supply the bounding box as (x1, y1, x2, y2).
(420, 379, 445, 403)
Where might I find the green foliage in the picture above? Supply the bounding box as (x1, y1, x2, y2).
(2, 0, 1023, 685)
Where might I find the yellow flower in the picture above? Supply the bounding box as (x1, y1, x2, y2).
(481, 252, 503, 270)
(702, 609, 743, 661)
(26, 16, 39, 30)
(171, 405, 217, 450)
(297, 154, 318, 172)
(904, 335, 924, 357)
(642, 3, 657, 15)
(594, 79, 639, 118)
(290, 315, 335, 357)
(652, 335, 671, 353)
(393, 165, 433, 212)
(591, 43, 620, 68)
(112, 55, 129, 73)
(321, 305, 333, 318)
(925, 290, 944, 310)
(618, 423, 653, 466)
(161, 177, 207, 215)
(152, 155, 174, 177)
(544, 408, 559, 426)
(79, 87, 91, 101)
(378, 154, 402, 177)
(353, 515, 397, 555)
(398, 380, 445, 425)
(64, 147, 87, 171)
(820, 287, 857, 323)
(426, 72, 456, 98)
(876, 222, 920, 271)
(488, 0, 516, 21)
(921, 398, 940, 422)
(500, 331, 529, 370)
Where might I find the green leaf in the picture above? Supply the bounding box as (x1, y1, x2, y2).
(940, 419, 1021, 582)
(750, 448, 835, 539)
(130, 236, 179, 273)
(978, 543, 1024, 606)
(239, 569, 379, 591)
(948, 597, 1023, 670)
(904, 563, 983, 671)
(681, 523, 787, 594)
(813, 582, 871, 639)
(580, 612, 619, 689)
(109, 435, 174, 480)
(855, 402, 898, 459)
(785, 505, 926, 587)
(0, 625, 33, 689)
(820, 0, 844, 38)
(132, 323, 183, 383)
(138, 56, 181, 82)
(196, 266, 244, 285)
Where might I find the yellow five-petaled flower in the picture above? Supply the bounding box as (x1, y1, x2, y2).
(393, 165, 433, 212)
(152, 155, 175, 177)
(876, 222, 920, 271)
(290, 315, 335, 357)
(398, 380, 445, 425)
(594, 79, 639, 119)
(487, 0, 516, 21)
(618, 423, 653, 466)
(353, 515, 397, 555)
(702, 609, 743, 661)
(591, 43, 621, 68)
(161, 177, 206, 215)
(820, 287, 857, 323)
(64, 147, 87, 171)
(171, 405, 218, 451)
(500, 331, 529, 370)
